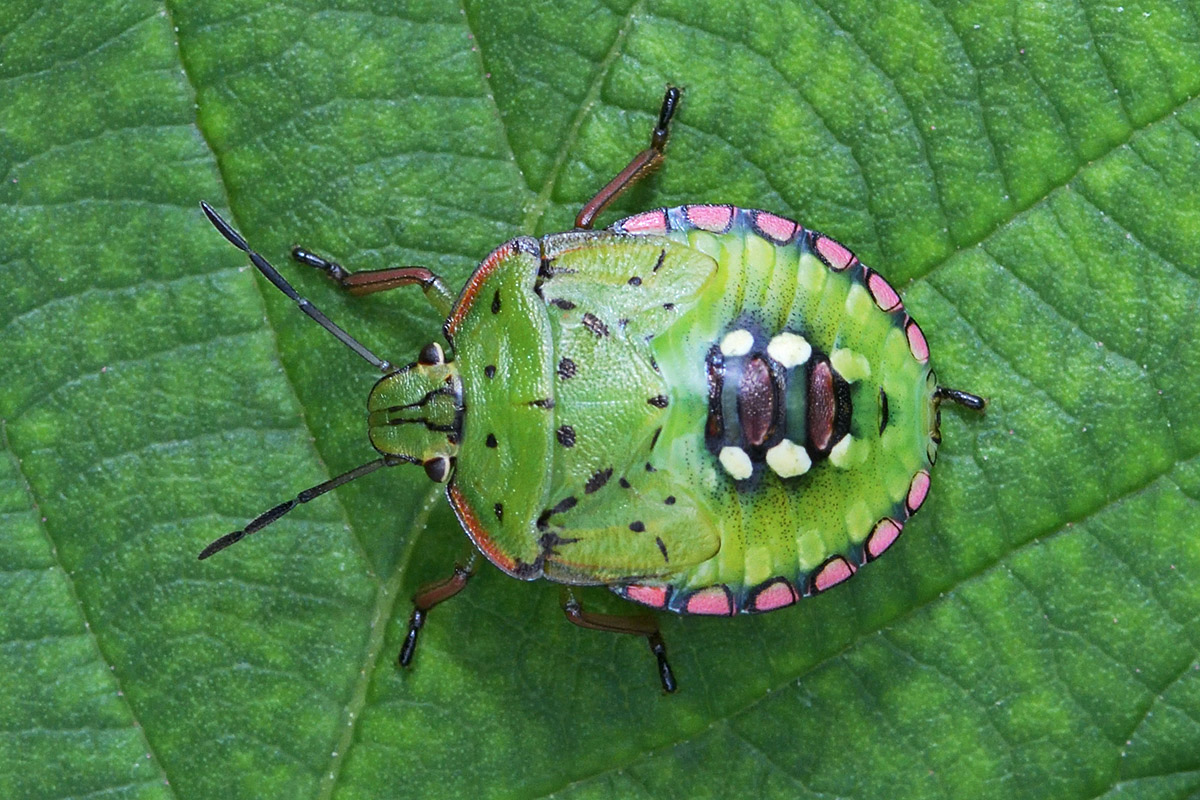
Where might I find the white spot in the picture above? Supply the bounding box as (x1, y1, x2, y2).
(720, 329, 754, 357)
(829, 435, 868, 468)
(766, 439, 811, 478)
(767, 332, 811, 368)
(718, 446, 754, 480)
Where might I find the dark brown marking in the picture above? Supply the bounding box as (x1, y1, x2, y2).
(539, 531, 581, 554)
(558, 357, 577, 380)
(619, 477, 632, 489)
(649, 355, 659, 372)
(628, 275, 642, 286)
(879, 388, 890, 435)
(530, 398, 555, 409)
(494, 502, 503, 521)
(650, 426, 662, 449)
(484, 364, 496, 379)
(663, 303, 675, 311)
(491, 289, 501, 314)
(653, 250, 666, 272)
(486, 433, 498, 448)
(551, 298, 576, 310)
(664, 495, 676, 505)
(557, 425, 576, 447)
(738, 356, 776, 448)
(629, 521, 645, 532)
(648, 395, 669, 408)
(585, 467, 613, 494)
(582, 312, 609, 337)
(655, 536, 669, 561)
(645, 462, 656, 472)
(808, 359, 836, 453)
(553, 496, 578, 514)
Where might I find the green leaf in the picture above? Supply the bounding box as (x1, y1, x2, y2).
(3, 1, 1199, 798)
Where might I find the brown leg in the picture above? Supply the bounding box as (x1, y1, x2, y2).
(291, 247, 455, 317)
(575, 86, 682, 230)
(562, 591, 677, 693)
(399, 555, 477, 668)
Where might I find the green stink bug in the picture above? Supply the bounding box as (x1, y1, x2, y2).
(199, 87, 984, 692)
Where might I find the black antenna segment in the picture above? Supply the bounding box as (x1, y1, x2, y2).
(200, 201, 393, 373)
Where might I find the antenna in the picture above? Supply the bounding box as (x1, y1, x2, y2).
(200, 201, 393, 373)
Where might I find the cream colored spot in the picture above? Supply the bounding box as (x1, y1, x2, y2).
(830, 348, 871, 382)
(845, 283, 873, 321)
(767, 332, 812, 368)
(765, 438, 812, 478)
(744, 545, 774, 586)
(796, 528, 825, 571)
(845, 500, 875, 542)
(720, 329, 754, 357)
(798, 253, 827, 294)
(829, 434, 869, 469)
(718, 446, 754, 480)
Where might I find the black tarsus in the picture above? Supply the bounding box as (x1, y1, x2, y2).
(399, 556, 478, 667)
(574, 85, 683, 229)
(935, 387, 987, 410)
(561, 593, 678, 693)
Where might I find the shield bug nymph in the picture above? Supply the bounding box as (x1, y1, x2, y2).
(199, 87, 985, 692)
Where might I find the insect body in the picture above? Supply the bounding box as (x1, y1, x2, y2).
(200, 87, 984, 692)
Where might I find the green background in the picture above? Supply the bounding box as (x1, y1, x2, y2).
(3, 0, 1200, 798)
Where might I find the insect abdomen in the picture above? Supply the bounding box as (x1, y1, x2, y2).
(610, 206, 938, 615)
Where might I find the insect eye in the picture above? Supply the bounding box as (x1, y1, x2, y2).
(418, 342, 445, 366)
(423, 456, 451, 483)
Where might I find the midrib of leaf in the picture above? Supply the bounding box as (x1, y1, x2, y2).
(518, 0, 647, 235)
(316, 482, 445, 800)
(0, 420, 177, 797)
(161, 0, 376, 575)
(530, 448, 1200, 800)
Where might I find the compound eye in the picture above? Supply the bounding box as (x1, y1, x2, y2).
(418, 342, 445, 366)
(423, 456, 451, 483)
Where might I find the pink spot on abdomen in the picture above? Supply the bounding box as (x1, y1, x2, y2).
(907, 470, 931, 515)
(752, 211, 798, 244)
(624, 584, 669, 609)
(867, 270, 901, 312)
(751, 579, 798, 612)
(906, 319, 929, 363)
(813, 557, 856, 593)
(685, 585, 735, 615)
(815, 235, 856, 270)
(616, 209, 667, 235)
(686, 204, 734, 232)
(866, 518, 903, 560)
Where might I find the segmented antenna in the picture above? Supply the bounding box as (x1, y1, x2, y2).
(200, 201, 393, 373)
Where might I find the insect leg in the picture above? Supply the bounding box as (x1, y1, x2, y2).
(291, 247, 455, 318)
(399, 553, 478, 668)
(561, 590, 677, 693)
(934, 387, 987, 410)
(574, 86, 682, 230)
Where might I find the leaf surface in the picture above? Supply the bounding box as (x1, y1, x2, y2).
(2, 1, 1199, 798)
